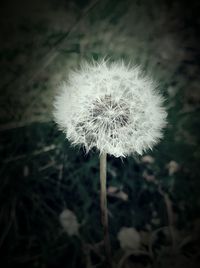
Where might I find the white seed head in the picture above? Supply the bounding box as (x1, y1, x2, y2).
(53, 59, 167, 157)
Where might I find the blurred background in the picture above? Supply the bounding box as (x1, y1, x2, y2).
(0, 0, 200, 267)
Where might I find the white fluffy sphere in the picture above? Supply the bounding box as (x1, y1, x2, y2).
(53, 60, 167, 157)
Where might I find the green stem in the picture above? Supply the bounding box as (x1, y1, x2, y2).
(100, 153, 112, 267)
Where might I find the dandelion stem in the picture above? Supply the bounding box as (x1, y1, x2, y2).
(100, 153, 112, 267)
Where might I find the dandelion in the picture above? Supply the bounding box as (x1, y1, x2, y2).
(53, 59, 167, 267)
(53, 59, 167, 157)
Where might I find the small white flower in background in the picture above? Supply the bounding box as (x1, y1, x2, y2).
(117, 227, 141, 251)
(53, 59, 167, 157)
(141, 155, 155, 164)
(59, 209, 79, 236)
(166, 160, 180, 176)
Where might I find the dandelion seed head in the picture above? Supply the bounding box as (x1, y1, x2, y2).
(53, 59, 167, 157)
